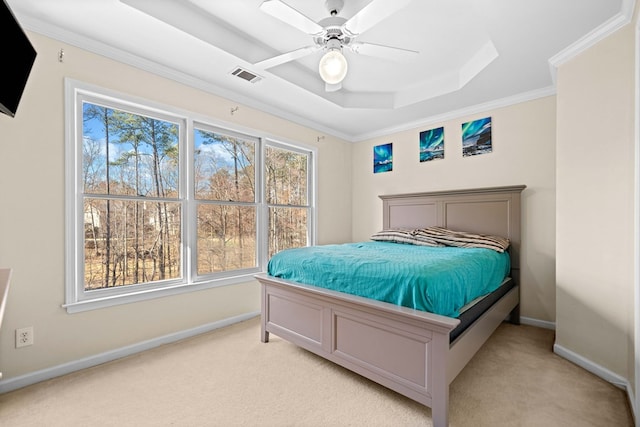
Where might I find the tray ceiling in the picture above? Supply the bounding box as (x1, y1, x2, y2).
(6, 0, 630, 141)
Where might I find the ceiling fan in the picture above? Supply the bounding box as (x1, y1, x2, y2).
(254, 0, 418, 92)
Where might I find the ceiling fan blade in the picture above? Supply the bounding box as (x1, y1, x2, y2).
(348, 41, 418, 61)
(343, 0, 413, 36)
(254, 45, 321, 69)
(259, 0, 324, 35)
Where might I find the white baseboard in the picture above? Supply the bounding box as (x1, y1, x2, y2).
(553, 342, 636, 422)
(0, 311, 260, 394)
(519, 316, 630, 391)
(553, 343, 629, 389)
(517, 317, 636, 421)
(520, 316, 556, 330)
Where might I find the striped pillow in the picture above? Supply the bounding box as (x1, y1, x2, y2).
(370, 229, 441, 246)
(371, 227, 510, 252)
(413, 226, 510, 252)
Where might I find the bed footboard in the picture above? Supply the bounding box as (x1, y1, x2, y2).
(257, 273, 460, 426)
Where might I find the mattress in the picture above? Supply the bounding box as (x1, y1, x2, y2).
(450, 277, 515, 342)
(267, 241, 511, 318)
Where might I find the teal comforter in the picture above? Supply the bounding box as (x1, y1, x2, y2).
(267, 241, 510, 318)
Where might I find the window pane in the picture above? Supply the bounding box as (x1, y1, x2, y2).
(197, 204, 257, 274)
(194, 129, 255, 202)
(265, 146, 307, 205)
(82, 102, 179, 197)
(84, 199, 182, 290)
(269, 207, 308, 258)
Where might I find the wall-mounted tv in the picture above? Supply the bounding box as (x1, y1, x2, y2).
(1, 0, 36, 118)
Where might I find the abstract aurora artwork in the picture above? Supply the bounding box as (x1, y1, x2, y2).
(373, 143, 393, 173)
(462, 117, 492, 157)
(419, 127, 444, 162)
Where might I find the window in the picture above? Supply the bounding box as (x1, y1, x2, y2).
(65, 79, 315, 313)
(265, 144, 310, 259)
(193, 125, 258, 277)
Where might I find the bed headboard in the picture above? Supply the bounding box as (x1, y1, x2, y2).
(379, 185, 525, 281)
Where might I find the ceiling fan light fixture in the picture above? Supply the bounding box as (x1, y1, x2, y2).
(318, 49, 348, 85)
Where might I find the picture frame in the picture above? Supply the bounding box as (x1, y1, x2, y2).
(419, 127, 444, 162)
(373, 143, 393, 173)
(462, 117, 492, 157)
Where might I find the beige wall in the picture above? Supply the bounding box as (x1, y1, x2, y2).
(0, 33, 352, 379)
(555, 15, 636, 380)
(351, 97, 557, 323)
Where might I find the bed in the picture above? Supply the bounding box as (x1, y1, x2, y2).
(254, 185, 525, 426)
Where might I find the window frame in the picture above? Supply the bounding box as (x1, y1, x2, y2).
(262, 138, 315, 262)
(64, 79, 316, 313)
(190, 122, 262, 282)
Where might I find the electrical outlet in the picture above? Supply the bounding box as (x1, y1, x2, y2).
(16, 327, 34, 348)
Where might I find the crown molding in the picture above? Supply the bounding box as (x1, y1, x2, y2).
(350, 86, 556, 143)
(548, 0, 635, 83)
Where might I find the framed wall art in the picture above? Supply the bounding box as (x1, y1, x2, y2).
(462, 117, 492, 157)
(373, 143, 393, 173)
(419, 127, 444, 162)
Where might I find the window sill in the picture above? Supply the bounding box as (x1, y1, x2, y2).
(63, 273, 260, 314)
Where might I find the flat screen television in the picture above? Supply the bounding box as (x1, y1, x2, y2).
(1, 0, 36, 118)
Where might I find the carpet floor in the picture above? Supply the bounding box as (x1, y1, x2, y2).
(0, 316, 633, 426)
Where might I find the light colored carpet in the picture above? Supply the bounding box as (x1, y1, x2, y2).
(0, 316, 633, 426)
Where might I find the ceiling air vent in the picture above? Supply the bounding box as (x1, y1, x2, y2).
(231, 67, 262, 84)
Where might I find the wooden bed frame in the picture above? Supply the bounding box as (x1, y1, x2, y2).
(255, 185, 525, 426)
